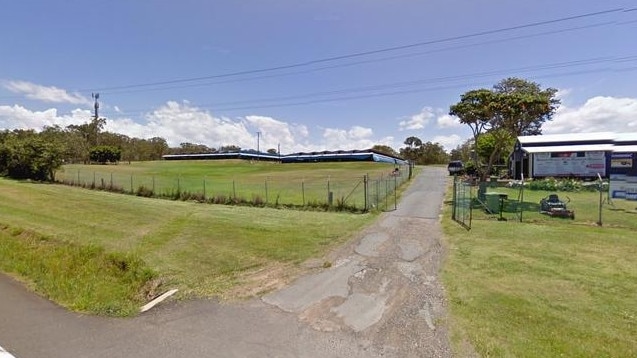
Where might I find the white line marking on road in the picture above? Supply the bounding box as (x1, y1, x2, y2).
(0, 344, 17, 358)
(140, 288, 178, 313)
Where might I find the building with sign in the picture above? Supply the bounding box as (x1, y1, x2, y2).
(510, 132, 637, 199)
(511, 132, 615, 179)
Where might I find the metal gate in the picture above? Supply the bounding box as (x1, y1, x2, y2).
(452, 176, 472, 229)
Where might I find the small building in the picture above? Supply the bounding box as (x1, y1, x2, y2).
(609, 133, 637, 199)
(510, 131, 637, 200)
(511, 132, 615, 179)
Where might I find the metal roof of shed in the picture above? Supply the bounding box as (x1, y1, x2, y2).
(517, 132, 614, 145)
(522, 144, 614, 153)
(614, 145, 637, 153)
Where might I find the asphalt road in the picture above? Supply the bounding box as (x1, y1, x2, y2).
(0, 166, 451, 358)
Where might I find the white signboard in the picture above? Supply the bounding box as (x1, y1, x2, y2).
(533, 151, 606, 177)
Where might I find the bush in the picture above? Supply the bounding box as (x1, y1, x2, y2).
(526, 178, 602, 192)
(136, 185, 154, 197)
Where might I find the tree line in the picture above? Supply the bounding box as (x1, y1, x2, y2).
(1, 77, 557, 181)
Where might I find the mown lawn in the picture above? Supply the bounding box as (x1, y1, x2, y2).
(443, 185, 637, 357)
(0, 178, 373, 315)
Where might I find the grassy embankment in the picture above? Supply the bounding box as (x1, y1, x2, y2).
(442, 185, 637, 357)
(0, 172, 373, 316)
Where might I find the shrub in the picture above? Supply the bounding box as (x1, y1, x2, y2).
(136, 185, 154, 197)
(526, 178, 603, 192)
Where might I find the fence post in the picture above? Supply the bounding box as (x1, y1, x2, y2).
(394, 174, 397, 210)
(363, 175, 368, 211)
(233, 180, 236, 201)
(203, 177, 206, 199)
(376, 178, 380, 209)
(302, 180, 305, 206)
(77, 169, 80, 186)
(327, 176, 331, 206)
(385, 177, 389, 209)
(265, 178, 269, 204)
(110, 172, 113, 189)
(452, 176, 457, 220)
(93, 172, 96, 187)
(152, 176, 156, 194)
(597, 177, 603, 226)
(130, 174, 134, 193)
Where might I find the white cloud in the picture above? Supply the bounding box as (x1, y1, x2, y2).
(0, 104, 91, 129)
(431, 134, 464, 151)
(436, 114, 461, 128)
(555, 88, 572, 101)
(4, 80, 90, 105)
(140, 101, 254, 148)
(322, 126, 383, 151)
(244, 115, 308, 152)
(1, 100, 396, 153)
(544, 96, 637, 134)
(399, 107, 435, 130)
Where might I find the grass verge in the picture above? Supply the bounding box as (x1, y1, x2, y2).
(442, 185, 637, 357)
(0, 225, 156, 316)
(0, 178, 373, 315)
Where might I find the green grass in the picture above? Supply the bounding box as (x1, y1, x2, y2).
(443, 185, 637, 357)
(477, 186, 637, 228)
(56, 160, 408, 210)
(0, 227, 155, 316)
(0, 178, 373, 315)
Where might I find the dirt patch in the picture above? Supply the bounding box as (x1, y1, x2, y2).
(222, 262, 305, 300)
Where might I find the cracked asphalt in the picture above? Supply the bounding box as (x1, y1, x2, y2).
(0, 166, 450, 358)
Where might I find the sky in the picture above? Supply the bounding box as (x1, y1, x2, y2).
(1, 1, 636, 154)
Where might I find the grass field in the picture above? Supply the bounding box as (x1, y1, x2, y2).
(443, 185, 637, 357)
(56, 160, 409, 210)
(0, 177, 373, 316)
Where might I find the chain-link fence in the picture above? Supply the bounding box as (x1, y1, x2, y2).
(55, 165, 411, 212)
(451, 178, 637, 230)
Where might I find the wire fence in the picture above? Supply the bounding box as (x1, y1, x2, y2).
(451, 177, 637, 229)
(55, 166, 411, 212)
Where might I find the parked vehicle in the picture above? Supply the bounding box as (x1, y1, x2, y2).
(447, 160, 464, 176)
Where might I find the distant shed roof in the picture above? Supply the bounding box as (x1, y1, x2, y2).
(517, 132, 615, 145)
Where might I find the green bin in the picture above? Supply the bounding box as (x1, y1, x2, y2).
(485, 192, 502, 214)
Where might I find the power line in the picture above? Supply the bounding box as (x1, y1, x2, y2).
(198, 56, 630, 107)
(95, 20, 620, 97)
(84, 8, 625, 92)
(101, 56, 637, 116)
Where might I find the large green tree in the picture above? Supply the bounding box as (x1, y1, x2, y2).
(371, 144, 399, 157)
(0, 130, 65, 181)
(399, 137, 448, 165)
(89, 146, 122, 164)
(449, 77, 559, 178)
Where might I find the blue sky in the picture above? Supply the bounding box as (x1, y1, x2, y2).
(1, 1, 636, 154)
